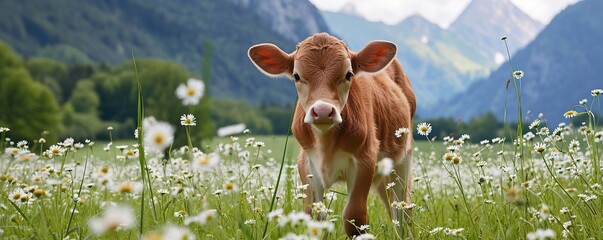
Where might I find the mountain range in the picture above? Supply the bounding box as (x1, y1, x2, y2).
(0, 0, 329, 105)
(320, 0, 543, 115)
(433, 0, 602, 125)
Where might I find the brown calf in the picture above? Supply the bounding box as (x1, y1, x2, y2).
(248, 33, 415, 237)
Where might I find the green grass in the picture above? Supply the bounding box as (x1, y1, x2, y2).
(1, 129, 601, 239)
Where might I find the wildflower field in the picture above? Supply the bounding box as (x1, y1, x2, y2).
(1, 58, 603, 239)
(1, 90, 602, 240)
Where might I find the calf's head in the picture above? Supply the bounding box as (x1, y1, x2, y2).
(248, 33, 397, 130)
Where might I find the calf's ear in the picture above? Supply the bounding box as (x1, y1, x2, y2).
(353, 41, 397, 73)
(248, 44, 292, 77)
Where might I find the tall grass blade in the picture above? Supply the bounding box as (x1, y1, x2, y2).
(261, 98, 297, 239)
(132, 52, 148, 236)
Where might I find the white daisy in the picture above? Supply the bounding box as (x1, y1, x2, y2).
(184, 209, 217, 225)
(306, 220, 334, 236)
(355, 233, 376, 240)
(417, 122, 432, 136)
(88, 205, 135, 235)
(377, 158, 393, 176)
(180, 114, 196, 126)
(526, 228, 555, 240)
(534, 142, 546, 153)
(48, 145, 65, 157)
(191, 153, 220, 172)
(162, 225, 196, 240)
(176, 78, 205, 106)
(563, 110, 578, 118)
(143, 118, 174, 152)
(394, 127, 410, 138)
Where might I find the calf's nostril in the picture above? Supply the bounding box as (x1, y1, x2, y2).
(328, 108, 335, 118)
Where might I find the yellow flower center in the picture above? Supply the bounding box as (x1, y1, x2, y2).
(225, 182, 234, 190)
(506, 187, 518, 200)
(21, 154, 31, 161)
(119, 183, 133, 193)
(453, 156, 461, 164)
(199, 156, 210, 166)
(101, 166, 109, 174)
(125, 149, 135, 156)
(187, 87, 196, 96)
(33, 189, 45, 197)
(144, 233, 163, 240)
(12, 193, 21, 200)
(106, 222, 119, 233)
(52, 148, 60, 154)
(154, 134, 164, 145)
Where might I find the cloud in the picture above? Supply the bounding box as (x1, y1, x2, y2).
(310, 0, 581, 28)
(510, 0, 581, 23)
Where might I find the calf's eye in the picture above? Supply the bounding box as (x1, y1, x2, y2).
(293, 73, 301, 81)
(345, 71, 353, 81)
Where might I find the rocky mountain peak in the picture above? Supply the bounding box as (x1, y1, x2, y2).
(450, 0, 544, 65)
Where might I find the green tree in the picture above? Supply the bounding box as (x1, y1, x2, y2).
(92, 59, 215, 144)
(0, 42, 61, 142)
(61, 103, 105, 140)
(68, 80, 99, 114)
(25, 57, 68, 103)
(467, 112, 503, 141)
(261, 104, 294, 135)
(212, 99, 273, 135)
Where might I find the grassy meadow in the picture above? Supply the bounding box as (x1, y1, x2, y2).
(1, 114, 602, 239)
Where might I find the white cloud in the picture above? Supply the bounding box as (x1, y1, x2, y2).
(510, 0, 581, 24)
(310, 0, 581, 28)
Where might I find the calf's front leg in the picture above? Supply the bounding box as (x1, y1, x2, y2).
(297, 151, 324, 217)
(343, 152, 376, 237)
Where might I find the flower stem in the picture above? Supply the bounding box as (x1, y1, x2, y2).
(261, 98, 297, 239)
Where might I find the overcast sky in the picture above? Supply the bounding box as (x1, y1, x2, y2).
(309, 0, 581, 28)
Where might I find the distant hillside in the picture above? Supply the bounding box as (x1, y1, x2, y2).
(321, 11, 493, 111)
(434, 0, 601, 124)
(231, 0, 330, 42)
(0, 0, 326, 105)
(450, 0, 544, 65)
